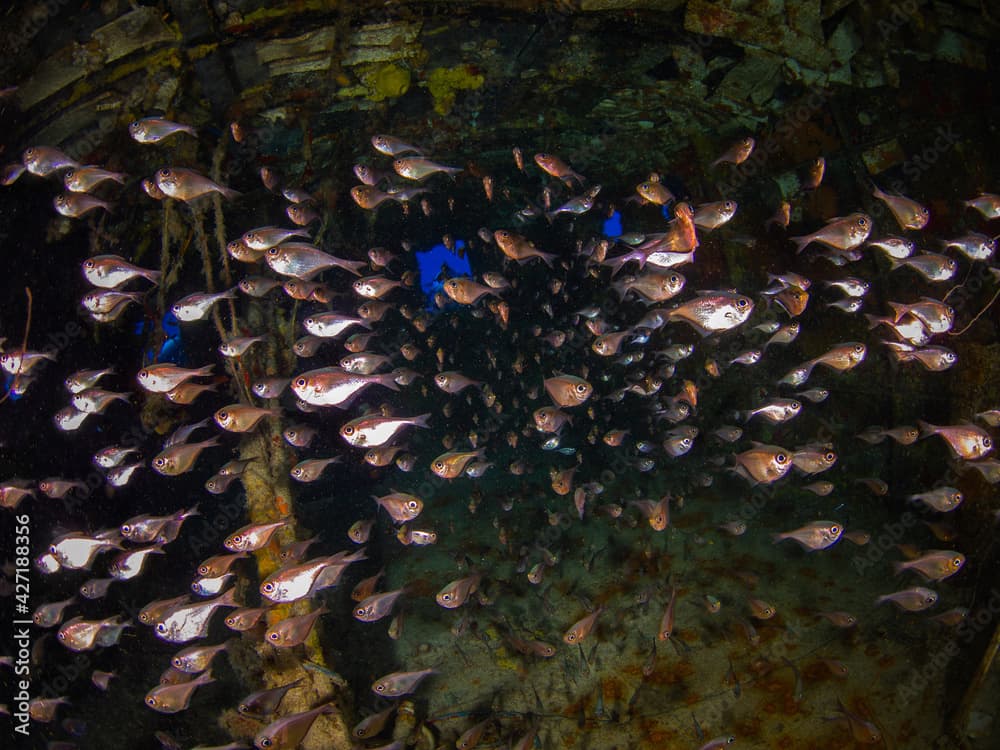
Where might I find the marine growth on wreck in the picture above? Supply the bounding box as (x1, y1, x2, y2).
(1, 2, 999, 750)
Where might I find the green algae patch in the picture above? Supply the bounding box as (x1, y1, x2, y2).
(427, 64, 484, 116)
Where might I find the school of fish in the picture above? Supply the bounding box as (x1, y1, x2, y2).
(2, 112, 1000, 750)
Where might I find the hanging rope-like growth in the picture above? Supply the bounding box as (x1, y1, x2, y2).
(0, 287, 33, 405)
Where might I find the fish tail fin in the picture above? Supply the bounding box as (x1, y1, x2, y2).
(891, 561, 907, 576)
(917, 420, 936, 438)
(413, 413, 432, 429)
(770, 533, 786, 544)
(378, 373, 401, 392)
(217, 588, 240, 607)
(538, 251, 558, 268)
(220, 186, 241, 201)
(790, 235, 812, 254)
(887, 257, 904, 271)
(863, 314, 884, 330)
(888, 302, 908, 322)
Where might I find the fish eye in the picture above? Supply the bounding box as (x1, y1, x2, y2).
(121, 524, 131, 534)
(670, 274, 679, 284)
(355, 607, 365, 617)
(566, 633, 577, 642)
(775, 453, 788, 464)
(407, 500, 419, 510)
(262, 582, 274, 592)
(161, 169, 171, 177)
(375, 683, 385, 692)
(156, 623, 166, 633)
(153, 457, 165, 467)
(267, 631, 279, 641)
(304, 318, 314, 326)
(858, 217, 868, 226)
(830, 525, 841, 535)
(260, 739, 272, 748)
(343, 426, 354, 435)
(145, 697, 157, 707)
(983, 437, 992, 448)
(267, 247, 279, 256)
(218, 411, 228, 421)
(954, 557, 963, 567)
(295, 378, 307, 388)
(737, 298, 749, 308)
(791, 401, 801, 410)
(231, 535, 243, 545)
(198, 565, 209, 575)
(292, 468, 303, 477)
(725, 201, 734, 210)
(575, 383, 588, 393)
(441, 593, 451, 601)
(434, 461, 444, 469)
(854, 344, 865, 353)
(825, 451, 836, 462)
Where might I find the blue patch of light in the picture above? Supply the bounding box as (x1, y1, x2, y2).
(662, 203, 673, 221)
(602, 210, 622, 238)
(3, 374, 23, 400)
(415, 241, 471, 308)
(136, 310, 185, 365)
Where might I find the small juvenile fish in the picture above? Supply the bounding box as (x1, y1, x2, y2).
(129, 118, 197, 143)
(436, 573, 482, 609)
(152, 437, 220, 476)
(238, 678, 303, 716)
(544, 374, 592, 408)
(340, 413, 430, 447)
(137, 363, 213, 393)
(889, 252, 957, 282)
(733, 444, 792, 485)
(225, 520, 289, 552)
(772, 520, 843, 551)
(791, 213, 871, 254)
(563, 606, 605, 644)
(156, 167, 238, 201)
(254, 703, 335, 749)
(371, 134, 423, 156)
(154, 589, 239, 643)
(54, 193, 111, 218)
(171, 642, 227, 673)
(145, 670, 214, 713)
(693, 200, 737, 230)
(711, 136, 754, 167)
(171, 289, 237, 322)
(214, 404, 279, 433)
(816, 611, 857, 628)
(354, 588, 406, 622)
(265, 605, 328, 647)
(875, 587, 938, 611)
(22, 146, 79, 175)
(918, 421, 993, 460)
(393, 157, 462, 180)
(371, 668, 436, 697)
(872, 185, 929, 230)
(64, 166, 126, 193)
(534, 152, 585, 187)
(893, 550, 965, 581)
(964, 193, 1000, 219)
(825, 698, 882, 744)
